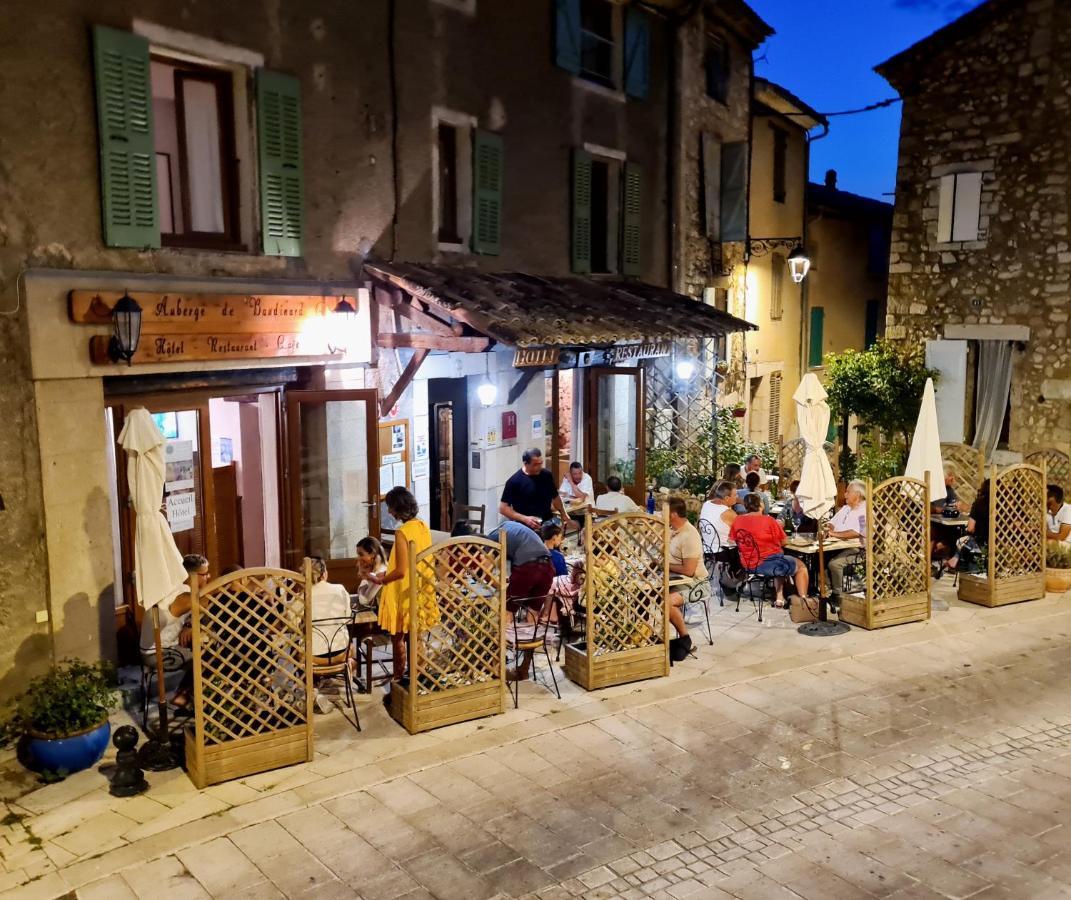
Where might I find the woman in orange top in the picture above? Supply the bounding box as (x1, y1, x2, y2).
(366, 487, 438, 698)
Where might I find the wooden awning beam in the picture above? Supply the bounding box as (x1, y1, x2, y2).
(379, 287, 464, 336)
(508, 369, 540, 404)
(378, 332, 490, 352)
(380, 349, 429, 418)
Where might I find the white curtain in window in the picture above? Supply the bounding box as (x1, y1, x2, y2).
(181, 79, 225, 234)
(971, 340, 1012, 459)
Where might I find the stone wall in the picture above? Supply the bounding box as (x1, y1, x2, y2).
(880, 0, 1071, 449)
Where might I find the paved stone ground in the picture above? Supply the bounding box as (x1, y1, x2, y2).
(5, 582, 1071, 898)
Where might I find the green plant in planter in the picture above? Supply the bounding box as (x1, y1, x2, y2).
(1046, 541, 1071, 569)
(0, 659, 117, 746)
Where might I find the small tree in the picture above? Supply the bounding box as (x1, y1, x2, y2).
(824, 340, 938, 448)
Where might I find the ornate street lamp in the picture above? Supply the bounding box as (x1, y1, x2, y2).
(477, 354, 498, 407)
(108, 292, 142, 365)
(788, 245, 811, 284)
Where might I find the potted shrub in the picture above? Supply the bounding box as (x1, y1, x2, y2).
(0, 660, 117, 778)
(1046, 541, 1071, 594)
(714, 360, 729, 376)
(732, 402, 747, 419)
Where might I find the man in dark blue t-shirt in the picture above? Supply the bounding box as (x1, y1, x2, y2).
(499, 447, 568, 530)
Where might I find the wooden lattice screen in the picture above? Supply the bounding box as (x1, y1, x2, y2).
(991, 463, 1046, 580)
(187, 562, 313, 788)
(564, 510, 669, 690)
(840, 476, 931, 630)
(940, 442, 984, 506)
(778, 437, 837, 484)
(1025, 448, 1071, 495)
(391, 535, 507, 733)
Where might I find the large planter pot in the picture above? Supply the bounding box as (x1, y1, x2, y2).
(1045, 567, 1071, 594)
(28, 720, 110, 775)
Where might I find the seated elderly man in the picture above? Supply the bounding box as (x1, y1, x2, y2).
(667, 498, 707, 658)
(825, 479, 868, 605)
(596, 475, 640, 513)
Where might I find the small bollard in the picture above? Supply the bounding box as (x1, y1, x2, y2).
(109, 726, 149, 797)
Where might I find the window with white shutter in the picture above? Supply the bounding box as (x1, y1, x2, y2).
(937, 171, 982, 243)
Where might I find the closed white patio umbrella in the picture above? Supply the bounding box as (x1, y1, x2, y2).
(792, 374, 846, 636)
(904, 378, 945, 504)
(117, 408, 188, 765)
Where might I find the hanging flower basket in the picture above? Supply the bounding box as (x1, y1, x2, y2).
(732, 405, 747, 418)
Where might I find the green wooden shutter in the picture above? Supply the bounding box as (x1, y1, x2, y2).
(571, 150, 593, 274)
(555, 0, 581, 74)
(472, 130, 503, 255)
(702, 133, 721, 239)
(92, 26, 159, 249)
(621, 162, 642, 276)
(257, 69, 303, 257)
(809, 307, 825, 368)
(623, 9, 650, 99)
(720, 141, 748, 242)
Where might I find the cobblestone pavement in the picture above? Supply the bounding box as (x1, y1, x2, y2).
(6, 586, 1071, 898)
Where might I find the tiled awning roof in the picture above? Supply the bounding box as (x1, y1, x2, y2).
(364, 261, 756, 348)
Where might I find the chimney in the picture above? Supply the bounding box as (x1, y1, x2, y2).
(824, 169, 838, 189)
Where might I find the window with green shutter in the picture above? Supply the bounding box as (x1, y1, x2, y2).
(555, 0, 582, 74)
(720, 141, 748, 243)
(571, 149, 593, 274)
(809, 307, 825, 368)
(472, 130, 503, 255)
(256, 69, 303, 257)
(623, 9, 649, 99)
(621, 162, 641, 276)
(92, 25, 159, 249)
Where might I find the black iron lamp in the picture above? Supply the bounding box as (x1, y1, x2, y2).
(108, 292, 143, 365)
(332, 297, 357, 318)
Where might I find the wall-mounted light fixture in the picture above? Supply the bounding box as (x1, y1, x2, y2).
(108, 292, 142, 365)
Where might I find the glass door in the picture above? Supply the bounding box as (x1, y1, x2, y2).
(285, 390, 379, 590)
(586, 366, 646, 503)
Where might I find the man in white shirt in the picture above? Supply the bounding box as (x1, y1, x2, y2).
(825, 480, 867, 603)
(743, 453, 767, 484)
(559, 461, 594, 506)
(596, 475, 639, 513)
(699, 481, 737, 550)
(1047, 484, 1071, 543)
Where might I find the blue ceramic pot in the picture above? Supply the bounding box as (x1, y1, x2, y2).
(27, 721, 110, 775)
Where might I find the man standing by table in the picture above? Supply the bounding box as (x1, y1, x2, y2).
(499, 447, 568, 529)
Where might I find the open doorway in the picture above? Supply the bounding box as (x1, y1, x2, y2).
(428, 378, 469, 532)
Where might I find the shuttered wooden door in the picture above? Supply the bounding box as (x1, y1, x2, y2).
(621, 163, 642, 276)
(92, 26, 159, 249)
(571, 150, 593, 274)
(472, 130, 503, 255)
(257, 70, 303, 257)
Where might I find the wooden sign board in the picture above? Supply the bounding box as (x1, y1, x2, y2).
(513, 347, 560, 368)
(71, 291, 369, 365)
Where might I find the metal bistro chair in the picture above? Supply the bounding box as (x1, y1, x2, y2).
(139, 645, 189, 731)
(841, 549, 867, 596)
(311, 617, 361, 731)
(733, 530, 793, 624)
(506, 594, 561, 708)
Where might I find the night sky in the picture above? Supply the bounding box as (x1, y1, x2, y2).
(749, 0, 987, 201)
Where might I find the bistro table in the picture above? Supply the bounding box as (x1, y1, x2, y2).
(783, 535, 864, 627)
(931, 514, 970, 529)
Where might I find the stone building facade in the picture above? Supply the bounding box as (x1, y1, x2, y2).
(0, 0, 765, 688)
(877, 0, 1071, 452)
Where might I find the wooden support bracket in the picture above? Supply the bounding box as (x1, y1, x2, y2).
(508, 368, 540, 404)
(379, 349, 429, 417)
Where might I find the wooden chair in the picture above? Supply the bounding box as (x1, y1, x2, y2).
(452, 503, 486, 534)
(311, 617, 361, 731)
(505, 594, 561, 708)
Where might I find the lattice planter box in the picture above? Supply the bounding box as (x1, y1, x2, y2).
(957, 462, 1046, 609)
(838, 476, 931, 630)
(186, 563, 314, 789)
(389, 535, 508, 734)
(563, 511, 670, 692)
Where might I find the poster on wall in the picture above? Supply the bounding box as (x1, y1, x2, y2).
(165, 440, 194, 491)
(392, 462, 407, 489)
(152, 412, 179, 439)
(166, 491, 196, 533)
(531, 415, 544, 440)
(486, 427, 499, 449)
(414, 436, 428, 461)
(412, 460, 429, 479)
(391, 425, 405, 451)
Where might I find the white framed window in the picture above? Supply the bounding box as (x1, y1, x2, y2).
(432, 108, 475, 252)
(937, 171, 982, 242)
(579, 0, 622, 89)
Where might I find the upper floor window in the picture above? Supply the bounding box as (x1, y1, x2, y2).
(555, 0, 649, 99)
(772, 125, 788, 204)
(937, 171, 982, 243)
(571, 147, 641, 276)
(704, 33, 730, 103)
(580, 0, 616, 87)
(437, 122, 464, 245)
(152, 57, 241, 249)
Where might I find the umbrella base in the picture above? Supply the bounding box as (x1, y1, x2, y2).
(137, 738, 181, 772)
(798, 620, 851, 637)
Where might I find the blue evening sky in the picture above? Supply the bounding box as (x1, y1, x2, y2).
(748, 0, 987, 200)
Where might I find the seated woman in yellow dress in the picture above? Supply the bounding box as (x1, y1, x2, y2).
(365, 487, 439, 705)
